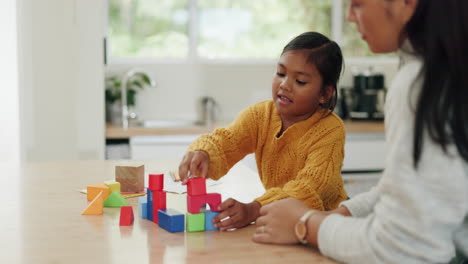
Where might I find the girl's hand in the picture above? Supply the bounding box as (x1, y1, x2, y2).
(252, 198, 310, 244)
(178, 150, 210, 184)
(212, 199, 261, 231)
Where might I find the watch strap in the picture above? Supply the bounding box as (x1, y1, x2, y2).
(297, 209, 319, 244)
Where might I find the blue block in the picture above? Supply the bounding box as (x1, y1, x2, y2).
(203, 210, 220, 231)
(158, 209, 185, 233)
(138, 196, 147, 219)
(147, 189, 153, 221)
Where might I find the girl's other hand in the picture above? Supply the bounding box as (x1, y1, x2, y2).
(178, 150, 210, 184)
(212, 199, 261, 231)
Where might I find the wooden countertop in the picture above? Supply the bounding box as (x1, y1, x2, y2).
(106, 120, 384, 139)
(1, 160, 337, 264)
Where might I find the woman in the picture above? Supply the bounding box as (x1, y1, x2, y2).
(252, 0, 468, 263)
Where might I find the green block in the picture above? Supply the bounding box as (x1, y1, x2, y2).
(103, 190, 129, 207)
(186, 212, 205, 232)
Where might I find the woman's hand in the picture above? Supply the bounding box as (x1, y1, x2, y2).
(178, 150, 210, 184)
(252, 198, 310, 244)
(212, 199, 261, 231)
(252, 198, 351, 245)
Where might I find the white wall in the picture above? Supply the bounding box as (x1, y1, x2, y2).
(107, 58, 399, 123)
(17, 0, 106, 162)
(0, 0, 20, 163)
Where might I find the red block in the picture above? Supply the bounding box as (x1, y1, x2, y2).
(187, 193, 221, 214)
(187, 177, 206, 196)
(148, 174, 164, 191)
(152, 190, 167, 224)
(119, 206, 134, 226)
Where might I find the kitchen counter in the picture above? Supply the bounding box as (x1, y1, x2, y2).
(106, 120, 384, 139)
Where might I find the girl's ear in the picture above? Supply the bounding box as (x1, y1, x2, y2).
(319, 85, 335, 105)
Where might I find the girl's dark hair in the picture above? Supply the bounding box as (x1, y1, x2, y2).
(281, 32, 344, 111)
(406, 0, 468, 167)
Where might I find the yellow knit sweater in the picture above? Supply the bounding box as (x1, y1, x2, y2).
(188, 100, 347, 210)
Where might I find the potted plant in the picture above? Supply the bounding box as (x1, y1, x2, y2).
(105, 74, 153, 124)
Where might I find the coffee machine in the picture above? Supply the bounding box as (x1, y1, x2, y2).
(338, 68, 386, 121)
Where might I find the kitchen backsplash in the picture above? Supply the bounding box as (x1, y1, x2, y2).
(106, 59, 399, 123)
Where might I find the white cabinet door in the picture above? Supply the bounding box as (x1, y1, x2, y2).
(130, 135, 201, 160)
(131, 133, 386, 172)
(343, 133, 386, 172)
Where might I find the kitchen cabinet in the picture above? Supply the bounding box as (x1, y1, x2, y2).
(343, 133, 386, 172)
(129, 132, 386, 173)
(130, 134, 202, 161)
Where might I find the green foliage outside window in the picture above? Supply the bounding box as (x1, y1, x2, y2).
(108, 0, 388, 59)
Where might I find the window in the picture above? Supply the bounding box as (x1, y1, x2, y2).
(108, 0, 189, 58)
(108, 0, 385, 59)
(197, 0, 332, 59)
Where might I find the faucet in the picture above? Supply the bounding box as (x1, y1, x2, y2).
(121, 68, 156, 129)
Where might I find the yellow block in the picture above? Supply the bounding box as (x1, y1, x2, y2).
(104, 180, 121, 193)
(81, 191, 104, 215)
(87, 183, 110, 201)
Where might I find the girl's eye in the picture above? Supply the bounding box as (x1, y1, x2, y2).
(296, 80, 307, 85)
(276, 72, 285, 77)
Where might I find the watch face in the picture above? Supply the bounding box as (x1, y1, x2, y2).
(295, 222, 306, 241)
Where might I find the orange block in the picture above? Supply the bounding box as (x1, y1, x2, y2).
(82, 191, 104, 215)
(87, 182, 110, 201)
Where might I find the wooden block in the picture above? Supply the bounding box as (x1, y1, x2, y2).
(152, 190, 166, 224)
(115, 165, 144, 193)
(104, 180, 121, 193)
(119, 206, 134, 226)
(146, 189, 153, 221)
(186, 212, 205, 232)
(158, 209, 185, 233)
(103, 191, 129, 207)
(203, 210, 220, 231)
(187, 193, 222, 214)
(82, 191, 104, 215)
(187, 177, 206, 196)
(138, 196, 147, 219)
(148, 174, 164, 191)
(87, 183, 110, 201)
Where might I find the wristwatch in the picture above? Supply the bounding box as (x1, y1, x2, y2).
(295, 209, 319, 244)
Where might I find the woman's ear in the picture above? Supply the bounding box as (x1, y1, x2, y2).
(393, 0, 419, 24)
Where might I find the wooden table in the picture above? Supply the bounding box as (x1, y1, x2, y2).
(0, 160, 337, 263)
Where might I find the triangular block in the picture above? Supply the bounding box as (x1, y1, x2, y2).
(87, 182, 110, 201)
(119, 206, 134, 226)
(104, 191, 129, 207)
(82, 191, 104, 215)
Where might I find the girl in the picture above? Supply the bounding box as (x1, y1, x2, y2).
(253, 1, 468, 263)
(178, 32, 348, 231)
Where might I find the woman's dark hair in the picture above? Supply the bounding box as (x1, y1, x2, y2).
(281, 32, 344, 111)
(406, 0, 468, 167)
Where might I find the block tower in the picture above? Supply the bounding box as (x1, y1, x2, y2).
(147, 174, 166, 224)
(185, 177, 221, 232)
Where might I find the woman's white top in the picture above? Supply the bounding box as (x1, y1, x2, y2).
(318, 42, 468, 264)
